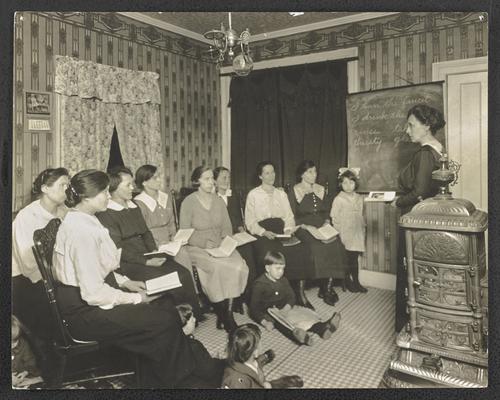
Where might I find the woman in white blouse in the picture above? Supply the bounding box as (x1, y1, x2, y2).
(245, 161, 313, 308)
(52, 169, 199, 388)
(12, 167, 69, 339)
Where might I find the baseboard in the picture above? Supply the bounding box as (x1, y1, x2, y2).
(360, 270, 396, 291)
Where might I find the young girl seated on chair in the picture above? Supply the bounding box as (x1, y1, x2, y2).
(222, 323, 303, 389)
(249, 251, 341, 346)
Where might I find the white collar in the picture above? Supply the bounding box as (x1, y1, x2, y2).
(293, 182, 324, 203)
(107, 199, 137, 211)
(421, 141, 443, 155)
(135, 190, 168, 212)
(217, 188, 232, 197)
(244, 360, 260, 375)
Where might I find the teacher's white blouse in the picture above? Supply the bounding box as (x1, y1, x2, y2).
(53, 210, 141, 309)
(244, 186, 296, 236)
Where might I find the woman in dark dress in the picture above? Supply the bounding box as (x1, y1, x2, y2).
(214, 166, 257, 309)
(96, 166, 201, 319)
(288, 160, 349, 306)
(52, 169, 199, 388)
(391, 104, 445, 332)
(244, 161, 313, 309)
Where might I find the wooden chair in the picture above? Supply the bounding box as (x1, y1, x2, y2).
(32, 218, 136, 388)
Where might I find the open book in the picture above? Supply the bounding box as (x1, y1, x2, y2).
(144, 240, 182, 257)
(206, 236, 238, 258)
(145, 271, 182, 295)
(173, 228, 194, 244)
(365, 191, 396, 202)
(232, 231, 257, 246)
(267, 307, 295, 331)
(144, 228, 194, 257)
(305, 224, 339, 241)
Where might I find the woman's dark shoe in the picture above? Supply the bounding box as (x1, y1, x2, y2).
(296, 280, 315, 310)
(319, 278, 339, 306)
(345, 274, 358, 293)
(223, 299, 238, 333)
(351, 273, 368, 293)
(256, 349, 275, 367)
(213, 301, 225, 330)
(232, 296, 244, 315)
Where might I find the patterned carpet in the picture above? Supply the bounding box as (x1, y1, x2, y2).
(16, 286, 397, 389)
(197, 286, 397, 388)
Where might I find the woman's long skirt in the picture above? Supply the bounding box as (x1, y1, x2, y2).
(184, 246, 249, 303)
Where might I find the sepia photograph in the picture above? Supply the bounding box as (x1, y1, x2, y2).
(5, 7, 493, 394)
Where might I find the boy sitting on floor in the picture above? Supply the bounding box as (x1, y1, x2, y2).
(249, 251, 341, 345)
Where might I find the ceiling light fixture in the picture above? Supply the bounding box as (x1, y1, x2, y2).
(288, 12, 304, 17)
(203, 12, 253, 76)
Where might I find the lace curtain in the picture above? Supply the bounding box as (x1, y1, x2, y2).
(54, 56, 164, 181)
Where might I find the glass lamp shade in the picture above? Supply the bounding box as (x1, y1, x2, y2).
(232, 54, 254, 76)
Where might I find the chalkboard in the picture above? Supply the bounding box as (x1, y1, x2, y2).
(346, 82, 444, 191)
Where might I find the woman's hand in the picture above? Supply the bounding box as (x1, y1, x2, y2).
(145, 257, 165, 267)
(390, 197, 399, 208)
(237, 226, 246, 233)
(206, 239, 218, 249)
(121, 280, 146, 293)
(139, 292, 162, 303)
(263, 230, 276, 240)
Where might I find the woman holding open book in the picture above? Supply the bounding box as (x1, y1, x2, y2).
(289, 160, 349, 306)
(214, 166, 257, 311)
(133, 164, 194, 282)
(180, 166, 249, 333)
(96, 166, 201, 319)
(52, 169, 200, 388)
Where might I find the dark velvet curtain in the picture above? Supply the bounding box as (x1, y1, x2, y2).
(230, 60, 348, 194)
(229, 71, 283, 191)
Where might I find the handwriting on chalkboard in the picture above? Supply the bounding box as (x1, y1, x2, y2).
(346, 82, 444, 191)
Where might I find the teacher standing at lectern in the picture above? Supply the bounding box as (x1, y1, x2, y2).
(391, 104, 445, 332)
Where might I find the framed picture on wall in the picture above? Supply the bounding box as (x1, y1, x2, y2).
(25, 91, 51, 115)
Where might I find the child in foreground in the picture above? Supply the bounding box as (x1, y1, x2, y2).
(11, 315, 44, 388)
(176, 304, 275, 388)
(222, 323, 303, 389)
(249, 251, 341, 345)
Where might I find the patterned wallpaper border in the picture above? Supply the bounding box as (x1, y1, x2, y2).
(249, 12, 487, 63)
(37, 11, 213, 64)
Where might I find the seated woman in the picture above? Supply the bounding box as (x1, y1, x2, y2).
(133, 164, 194, 281)
(12, 168, 69, 339)
(244, 161, 313, 309)
(95, 166, 201, 319)
(213, 166, 257, 310)
(288, 160, 349, 306)
(52, 169, 200, 388)
(180, 166, 249, 333)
